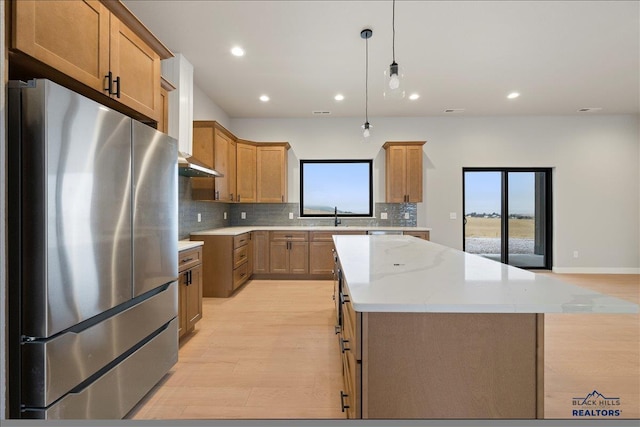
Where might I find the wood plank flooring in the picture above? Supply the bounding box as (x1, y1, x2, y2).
(127, 274, 639, 420)
(128, 280, 344, 419)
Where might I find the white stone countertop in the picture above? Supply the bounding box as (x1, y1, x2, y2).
(333, 235, 639, 314)
(190, 225, 432, 236)
(178, 240, 204, 251)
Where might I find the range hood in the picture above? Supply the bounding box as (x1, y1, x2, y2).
(178, 152, 223, 178)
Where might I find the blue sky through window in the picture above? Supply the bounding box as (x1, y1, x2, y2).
(301, 161, 371, 215)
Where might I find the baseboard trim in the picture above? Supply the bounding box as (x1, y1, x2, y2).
(552, 267, 640, 274)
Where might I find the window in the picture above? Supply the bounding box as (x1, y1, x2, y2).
(300, 160, 373, 217)
(463, 168, 553, 269)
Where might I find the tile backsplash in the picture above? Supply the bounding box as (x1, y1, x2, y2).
(179, 177, 416, 238)
(229, 202, 416, 227)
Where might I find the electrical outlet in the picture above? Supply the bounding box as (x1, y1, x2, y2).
(289, 212, 294, 219)
(573, 251, 579, 258)
(450, 212, 457, 220)
(197, 213, 201, 223)
(241, 212, 246, 220)
(380, 212, 388, 219)
(404, 213, 410, 219)
(223, 212, 227, 220)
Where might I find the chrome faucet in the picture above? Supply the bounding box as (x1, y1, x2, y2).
(334, 206, 341, 227)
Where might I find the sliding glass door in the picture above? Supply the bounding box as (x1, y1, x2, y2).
(463, 168, 552, 269)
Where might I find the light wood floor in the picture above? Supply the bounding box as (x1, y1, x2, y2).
(127, 274, 639, 420)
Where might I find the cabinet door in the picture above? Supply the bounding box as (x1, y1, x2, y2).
(253, 231, 270, 274)
(191, 123, 216, 199)
(257, 146, 287, 202)
(385, 145, 407, 203)
(12, 0, 111, 94)
(406, 145, 423, 202)
(178, 270, 188, 338)
(215, 128, 237, 201)
(236, 142, 257, 202)
(289, 242, 309, 274)
(109, 15, 161, 122)
(186, 265, 203, 329)
(269, 241, 289, 274)
(309, 241, 335, 275)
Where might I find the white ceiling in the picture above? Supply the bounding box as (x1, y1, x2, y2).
(124, 1, 639, 119)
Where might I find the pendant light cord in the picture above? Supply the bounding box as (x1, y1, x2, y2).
(392, 0, 396, 62)
(365, 35, 369, 122)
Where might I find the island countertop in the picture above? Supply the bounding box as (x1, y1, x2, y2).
(333, 235, 638, 314)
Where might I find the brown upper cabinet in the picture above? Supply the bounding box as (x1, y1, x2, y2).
(10, 0, 171, 123)
(192, 121, 290, 203)
(192, 121, 237, 201)
(236, 141, 257, 203)
(256, 143, 290, 203)
(383, 141, 426, 203)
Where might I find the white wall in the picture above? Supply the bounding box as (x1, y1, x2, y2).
(193, 84, 230, 128)
(232, 115, 640, 272)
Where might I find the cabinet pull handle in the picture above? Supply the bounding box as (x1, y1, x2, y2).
(104, 71, 113, 94)
(340, 293, 350, 304)
(182, 257, 194, 263)
(340, 339, 350, 353)
(230, 193, 234, 201)
(114, 76, 121, 98)
(240, 273, 246, 278)
(340, 391, 350, 412)
(281, 195, 284, 202)
(334, 325, 341, 335)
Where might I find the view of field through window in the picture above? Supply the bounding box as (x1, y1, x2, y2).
(464, 171, 546, 267)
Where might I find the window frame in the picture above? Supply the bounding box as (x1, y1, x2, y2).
(299, 159, 374, 218)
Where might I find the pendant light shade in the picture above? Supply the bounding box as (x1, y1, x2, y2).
(384, 0, 405, 99)
(361, 29, 373, 141)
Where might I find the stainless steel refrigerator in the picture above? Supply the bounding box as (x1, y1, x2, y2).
(7, 79, 179, 419)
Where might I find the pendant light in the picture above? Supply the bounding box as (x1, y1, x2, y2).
(384, 0, 405, 99)
(361, 28, 373, 140)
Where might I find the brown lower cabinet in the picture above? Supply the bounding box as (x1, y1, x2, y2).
(178, 246, 203, 338)
(192, 233, 252, 297)
(309, 231, 367, 277)
(269, 231, 308, 274)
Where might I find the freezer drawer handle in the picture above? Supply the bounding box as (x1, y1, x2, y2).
(340, 391, 350, 412)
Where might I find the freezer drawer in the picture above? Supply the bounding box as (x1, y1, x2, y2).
(25, 318, 178, 419)
(21, 282, 177, 408)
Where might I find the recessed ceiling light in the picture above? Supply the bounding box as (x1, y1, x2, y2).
(409, 93, 420, 100)
(231, 46, 245, 57)
(507, 92, 520, 99)
(259, 95, 270, 102)
(334, 94, 345, 101)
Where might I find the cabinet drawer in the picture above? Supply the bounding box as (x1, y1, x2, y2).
(310, 231, 335, 242)
(234, 233, 250, 248)
(233, 245, 249, 269)
(404, 231, 430, 240)
(270, 231, 308, 242)
(178, 247, 202, 272)
(233, 262, 249, 289)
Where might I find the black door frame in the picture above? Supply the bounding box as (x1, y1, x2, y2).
(462, 167, 553, 269)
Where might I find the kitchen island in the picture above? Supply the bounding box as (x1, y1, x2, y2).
(332, 235, 638, 419)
